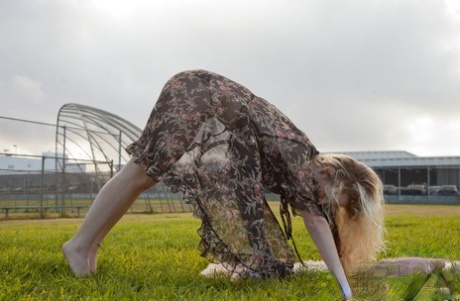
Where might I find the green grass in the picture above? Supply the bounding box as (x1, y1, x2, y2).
(0, 206, 459, 300)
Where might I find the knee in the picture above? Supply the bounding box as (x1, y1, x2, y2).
(133, 173, 156, 191)
(119, 160, 156, 191)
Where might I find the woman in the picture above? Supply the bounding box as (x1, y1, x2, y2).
(62, 70, 384, 299)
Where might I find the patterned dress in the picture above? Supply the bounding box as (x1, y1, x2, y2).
(126, 70, 322, 278)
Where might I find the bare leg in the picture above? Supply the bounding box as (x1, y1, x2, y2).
(87, 193, 138, 273)
(87, 171, 153, 273)
(62, 159, 156, 276)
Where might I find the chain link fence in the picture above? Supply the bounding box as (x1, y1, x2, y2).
(1, 109, 194, 220)
(0, 153, 189, 220)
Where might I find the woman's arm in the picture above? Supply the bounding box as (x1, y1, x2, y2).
(301, 210, 352, 300)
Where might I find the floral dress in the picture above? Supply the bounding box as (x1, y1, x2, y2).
(126, 70, 322, 278)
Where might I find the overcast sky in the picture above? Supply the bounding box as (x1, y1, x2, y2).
(1, 0, 460, 157)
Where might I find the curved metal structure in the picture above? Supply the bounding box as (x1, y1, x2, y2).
(55, 103, 142, 188)
(54, 103, 187, 214)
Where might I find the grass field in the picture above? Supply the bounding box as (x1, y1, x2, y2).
(0, 204, 459, 300)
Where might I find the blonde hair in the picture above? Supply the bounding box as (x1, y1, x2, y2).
(311, 154, 385, 276)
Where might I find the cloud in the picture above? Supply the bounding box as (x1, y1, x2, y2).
(0, 0, 459, 156)
(11, 75, 45, 103)
(397, 116, 460, 156)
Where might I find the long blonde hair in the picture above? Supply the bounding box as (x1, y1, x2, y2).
(311, 154, 385, 276)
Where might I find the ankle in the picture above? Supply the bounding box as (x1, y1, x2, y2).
(63, 238, 91, 255)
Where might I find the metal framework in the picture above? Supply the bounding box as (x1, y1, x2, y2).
(0, 108, 188, 216)
(55, 103, 142, 189)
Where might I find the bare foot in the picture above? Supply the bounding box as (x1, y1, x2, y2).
(62, 241, 91, 276)
(89, 243, 99, 273)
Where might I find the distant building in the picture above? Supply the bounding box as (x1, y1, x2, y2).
(0, 152, 86, 174)
(339, 150, 460, 197)
(1, 149, 459, 199)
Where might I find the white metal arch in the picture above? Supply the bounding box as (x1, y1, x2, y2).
(55, 103, 142, 189)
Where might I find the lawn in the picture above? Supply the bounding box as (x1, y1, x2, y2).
(0, 204, 459, 301)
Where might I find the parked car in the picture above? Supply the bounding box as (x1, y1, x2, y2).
(383, 184, 398, 195)
(403, 184, 427, 195)
(436, 185, 460, 196)
(428, 186, 441, 195)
